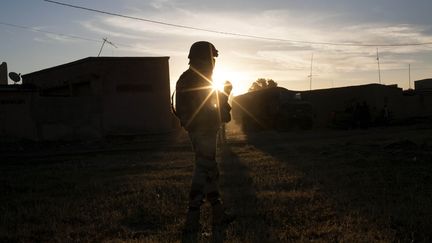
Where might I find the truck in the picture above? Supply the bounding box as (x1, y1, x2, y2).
(232, 87, 314, 132)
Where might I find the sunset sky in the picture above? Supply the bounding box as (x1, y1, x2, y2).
(1, 0, 432, 95)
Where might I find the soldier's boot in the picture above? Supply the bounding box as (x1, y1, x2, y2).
(181, 209, 201, 243)
(211, 203, 236, 243)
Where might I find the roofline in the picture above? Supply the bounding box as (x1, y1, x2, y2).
(414, 78, 432, 83)
(301, 83, 400, 93)
(235, 83, 400, 98)
(22, 56, 170, 77)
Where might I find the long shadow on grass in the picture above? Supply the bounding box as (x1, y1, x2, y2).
(245, 131, 432, 242)
(219, 145, 272, 242)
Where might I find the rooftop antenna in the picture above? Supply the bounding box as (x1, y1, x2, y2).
(308, 53, 314, 91)
(97, 37, 117, 57)
(408, 64, 411, 89)
(376, 48, 382, 84)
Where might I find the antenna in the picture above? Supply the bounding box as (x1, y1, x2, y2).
(376, 48, 382, 84)
(408, 64, 411, 89)
(97, 37, 117, 57)
(308, 53, 314, 91)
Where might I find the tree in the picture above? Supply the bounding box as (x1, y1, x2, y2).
(248, 78, 278, 92)
(267, 79, 277, 88)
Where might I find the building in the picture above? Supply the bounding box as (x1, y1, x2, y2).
(414, 78, 432, 118)
(0, 84, 38, 140)
(232, 87, 313, 131)
(232, 82, 432, 130)
(300, 83, 429, 127)
(415, 78, 432, 93)
(0, 56, 178, 141)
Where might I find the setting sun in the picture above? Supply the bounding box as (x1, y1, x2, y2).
(212, 66, 253, 96)
(211, 79, 225, 92)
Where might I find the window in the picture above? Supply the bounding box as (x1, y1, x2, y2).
(116, 84, 153, 93)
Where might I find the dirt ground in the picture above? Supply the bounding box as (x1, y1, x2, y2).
(1, 124, 432, 242)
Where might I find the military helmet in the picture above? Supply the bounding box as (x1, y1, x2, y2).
(188, 41, 219, 60)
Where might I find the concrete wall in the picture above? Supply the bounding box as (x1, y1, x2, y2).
(0, 89, 104, 141)
(22, 57, 177, 138)
(0, 90, 38, 140)
(34, 96, 103, 140)
(97, 58, 175, 135)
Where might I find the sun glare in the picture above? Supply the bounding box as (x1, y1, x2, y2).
(212, 79, 225, 92)
(212, 66, 252, 95)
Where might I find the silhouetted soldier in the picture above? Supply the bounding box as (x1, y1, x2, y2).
(218, 81, 233, 147)
(175, 41, 234, 242)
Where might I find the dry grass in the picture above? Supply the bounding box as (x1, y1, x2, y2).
(1, 125, 432, 242)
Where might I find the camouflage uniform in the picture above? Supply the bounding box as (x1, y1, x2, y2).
(176, 68, 222, 210)
(175, 42, 233, 242)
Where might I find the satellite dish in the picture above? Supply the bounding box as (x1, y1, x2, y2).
(9, 72, 21, 83)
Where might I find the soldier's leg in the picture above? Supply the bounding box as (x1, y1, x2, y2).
(188, 130, 218, 207)
(204, 151, 235, 243)
(189, 130, 222, 207)
(199, 132, 235, 233)
(182, 130, 218, 242)
(217, 124, 225, 147)
(206, 174, 235, 227)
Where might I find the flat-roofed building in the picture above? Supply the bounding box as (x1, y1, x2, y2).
(300, 83, 431, 127)
(415, 79, 432, 93)
(0, 56, 177, 140)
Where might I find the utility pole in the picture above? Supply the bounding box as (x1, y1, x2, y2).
(409, 64, 411, 89)
(376, 48, 381, 84)
(97, 37, 117, 57)
(308, 53, 314, 91)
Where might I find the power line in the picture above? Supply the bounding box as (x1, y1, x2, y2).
(1, 19, 430, 72)
(0, 21, 101, 43)
(0, 21, 135, 49)
(43, 0, 432, 47)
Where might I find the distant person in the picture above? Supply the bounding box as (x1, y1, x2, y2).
(175, 41, 234, 242)
(218, 81, 233, 147)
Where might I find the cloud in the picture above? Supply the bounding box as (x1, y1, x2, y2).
(18, 24, 83, 44)
(76, 5, 432, 91)
(32, 32, 82, 44)
(149, 0, 177, 10)
(118, 43, 186, 57)
(79, 5, 432, 52)
(79, 19, 149, 40)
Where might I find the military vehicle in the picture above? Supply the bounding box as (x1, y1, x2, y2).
(232, 87, 314, 132)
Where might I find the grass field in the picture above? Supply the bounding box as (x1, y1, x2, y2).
(1, 125, 432, 242)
